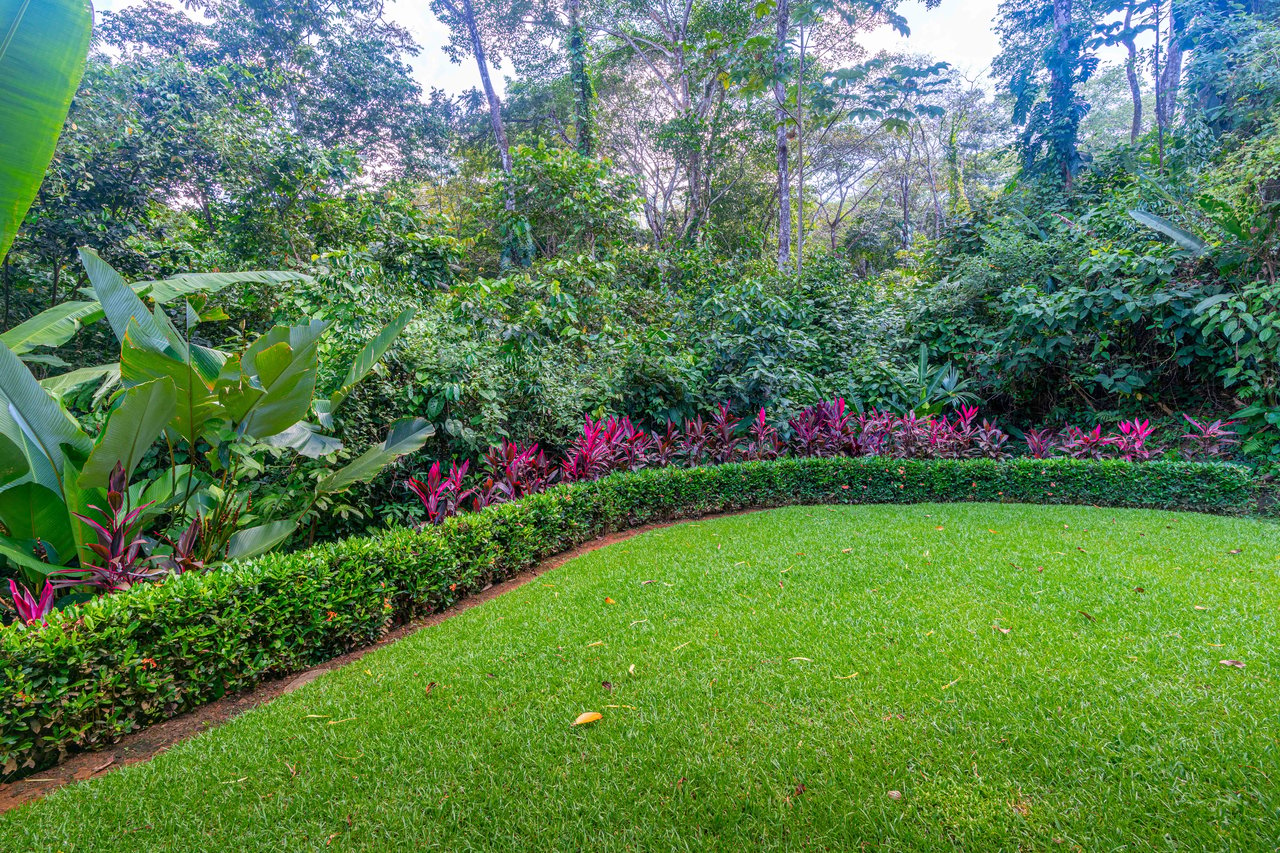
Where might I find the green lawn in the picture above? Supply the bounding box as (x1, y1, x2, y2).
(4, 504, 1279, 851)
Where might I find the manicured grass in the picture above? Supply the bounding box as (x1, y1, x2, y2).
(4, 504, 1279, 851)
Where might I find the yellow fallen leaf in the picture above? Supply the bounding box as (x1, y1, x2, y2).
(605, 597, 617, 605)
(942, 676, 962, 690)
(572, 711, 603, 726)
(587, 640, 604, 647)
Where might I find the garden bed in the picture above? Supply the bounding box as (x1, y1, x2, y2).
(0, 457, 1262, 779)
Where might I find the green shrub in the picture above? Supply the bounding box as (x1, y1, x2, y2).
(0, 457, 1261, 778)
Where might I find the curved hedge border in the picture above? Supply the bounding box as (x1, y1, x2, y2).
(1, 457, 1264, 778)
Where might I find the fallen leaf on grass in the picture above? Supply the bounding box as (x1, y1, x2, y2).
(424, 682, 437, 696)
(604, 597, 617, 604)
(587, 641, 604, 647)
(1078, 610, 1096, 622)
(941, 676, 962, 690)
(572, 711, 603, 726)
(641, 580, 657, 585)
(887, 790, 902, 800)
(841, 548, 852, 553)
(630, 619, 648, 627)
(1219, 660, 1246, 669)
(328, 717, 356, 725)
(789, 657, 813, 663)
(1194, 605, 1208, 611)
(1134, 587, 1145, 593)
(628, 664, 636, 675)
(992, 624, 1011, 634)
(602, 681, 613, 691)
(834, 672, 859, 680)
(1228, 549, 1242, 555)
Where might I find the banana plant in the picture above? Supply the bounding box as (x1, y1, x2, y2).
(0, 0, 93, 265)
(0, 250, 431, 593)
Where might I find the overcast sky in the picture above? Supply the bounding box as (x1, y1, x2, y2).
(99, 0, 1006, 94)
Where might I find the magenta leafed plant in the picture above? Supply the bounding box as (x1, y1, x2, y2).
(1181, 415, 1239, 459)
(707, 402, 744, 464)
(52, 463, 161, 592)
(1060, 425, 1116, 460)
(651, 421, 682, 466)
(1022, 428, 1060, 459)
(399, 399, 1238, 527)
(7, 580, 54, 627)
(407, 460, 470, 524)
(1114, 418, 1161, 461)
(745, 408, 782, 461)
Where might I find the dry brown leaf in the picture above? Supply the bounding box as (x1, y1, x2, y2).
(424, 682, 437, 696)
(1078, 610, 1096, 622)
(993, 624, 1011, 634)
(572, 711, 603, 726)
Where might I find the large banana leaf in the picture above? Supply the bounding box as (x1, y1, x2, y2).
(225, 518, 297, 561)
(79, 377, 177, 489)
(0, 481, 74, 564)
(0, 432, 24, 487)
(0, 341, 90, 493)
(1128, 210, 1209, 256)
(120, 339, 223, 450)
(0, 0, 93, 264)
(315, 417, 434, 496)
(3, 267, 310, 358)
(141, 270, 309, 304)
(0, 300, 103, 355)
(79, 247, 183, 353)
(220, 320, 327, 440)
(40, 361, 119, 403)
(318, 307, 416, 426)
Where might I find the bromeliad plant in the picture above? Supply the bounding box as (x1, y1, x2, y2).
(0, 249, 432, 621)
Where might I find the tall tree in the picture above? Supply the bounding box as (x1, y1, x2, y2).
(995, 0, 1100, 191)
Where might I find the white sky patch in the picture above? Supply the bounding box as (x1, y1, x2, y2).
(99, 0, 1012, 97)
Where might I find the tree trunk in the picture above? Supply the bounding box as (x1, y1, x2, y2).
(774, 0, 791, 271)
(1122, 1, 1142, 143)
(462, 0, 512, 196)
(1050, 0, 1076, 192)
(1156, 2, 1183, 133)
(568, 0, 593, 157)
(795, 25, 806, 277)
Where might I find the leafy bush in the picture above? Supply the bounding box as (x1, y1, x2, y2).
(0, 455, 1261, 779)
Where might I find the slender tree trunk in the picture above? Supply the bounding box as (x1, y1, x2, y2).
(774, 0, 791, 271)
(1156, 2, 1183, 134)
(568, 0, 593, 157)
(462, 0, 512, 197)
(1050, 0, 1076, 192)
(795, 25, 806, 277)
(1121, 1, 1142, 143)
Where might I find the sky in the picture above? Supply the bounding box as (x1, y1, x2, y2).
(99, 0, 1007, 95)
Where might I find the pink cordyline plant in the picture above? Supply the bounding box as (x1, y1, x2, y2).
(7, 580, 55, 627)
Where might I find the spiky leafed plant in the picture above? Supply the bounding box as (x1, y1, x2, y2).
(51, 464, 161, 592)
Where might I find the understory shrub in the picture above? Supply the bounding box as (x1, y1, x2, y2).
(0, 457, 1262, 779)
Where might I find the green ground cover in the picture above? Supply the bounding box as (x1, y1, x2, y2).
(3, 503, 1278, 851)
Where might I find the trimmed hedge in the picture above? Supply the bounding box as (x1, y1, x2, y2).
(0, 457, 1262, 778)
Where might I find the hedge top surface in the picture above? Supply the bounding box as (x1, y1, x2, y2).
(4, 503, 1278, 851)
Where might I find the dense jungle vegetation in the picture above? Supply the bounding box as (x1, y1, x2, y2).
(2, 0, 1277, 554)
